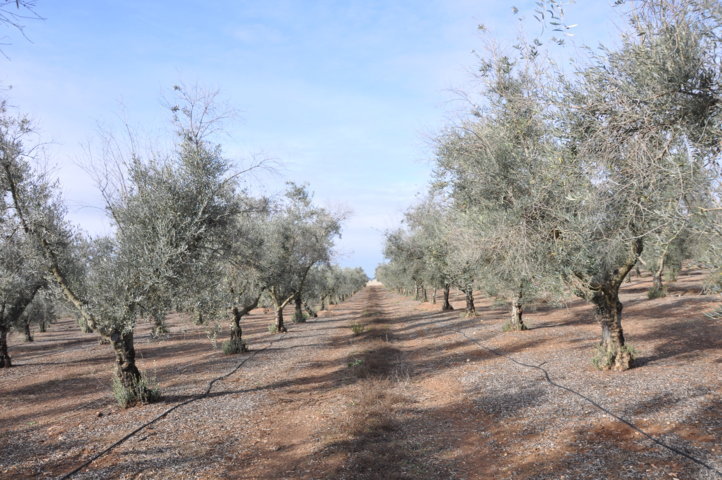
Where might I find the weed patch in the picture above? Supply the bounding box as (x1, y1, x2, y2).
(112, 373, 160, 408)
(222, 337, 248, 354)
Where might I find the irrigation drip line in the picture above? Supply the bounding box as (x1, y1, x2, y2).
(59, 341, 275, 480)
(454, 328, 721, 476)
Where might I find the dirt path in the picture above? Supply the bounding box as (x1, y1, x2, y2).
(2, 275, 721, 479)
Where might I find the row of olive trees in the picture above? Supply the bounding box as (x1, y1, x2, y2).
(0, 88, 366, 406)
(379, 0, 721, 370)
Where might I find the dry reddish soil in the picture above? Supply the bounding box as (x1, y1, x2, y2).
(1, 270, 721, 479)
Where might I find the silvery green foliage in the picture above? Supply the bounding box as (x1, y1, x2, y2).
(335, 267, 369, 299)
(557, 0, 720, 294)
(77, 88, 239, 338)
(1, 87, 243, 392)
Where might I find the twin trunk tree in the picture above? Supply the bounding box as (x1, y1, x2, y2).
(269, 286, 292, 333)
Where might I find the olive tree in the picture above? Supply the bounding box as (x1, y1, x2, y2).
(374, 261, 410, 294)
(17, 288, 57, 341)
(301, 265, 368, 314)
(442, 209, 485, 317)
(403, 196, 457, 311)
(0, 101, 60, 367)
(262, 183, 342, 332)
(3, 88, 242, 404)
(382, 228, 429, 301)
(434, 54, 567, 330)
(553, 0, 720, 369)
(214, 200, 271, 354)
(0, 216, 46, 366)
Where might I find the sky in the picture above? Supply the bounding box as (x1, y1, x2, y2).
(1, 1, 624, 277)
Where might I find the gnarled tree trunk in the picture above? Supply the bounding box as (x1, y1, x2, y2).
(269, 287, 290, 333)
(592, 286, 631, 370)
(589, 238, 642, 371)
(650, 259, 666, 296)
(110, 329, 144, 392)
(441, 284, 454, 311)
(228, 307, 249, 353)
(0, 286, 41, 367)
(227, 295, 260, 353)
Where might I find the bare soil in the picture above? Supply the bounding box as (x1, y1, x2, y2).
(1, 270, 720, 479)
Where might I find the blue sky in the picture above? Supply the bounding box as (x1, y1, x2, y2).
(2, 1, 622, 277)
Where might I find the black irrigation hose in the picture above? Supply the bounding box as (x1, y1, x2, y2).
(454, 329, 722, 476)
(58, 341, 275, 480)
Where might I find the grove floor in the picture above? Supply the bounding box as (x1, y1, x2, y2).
(1, 270, 720, 479)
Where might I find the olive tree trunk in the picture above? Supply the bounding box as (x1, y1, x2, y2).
(651, 269, 664, 292)
(226, 295, 260, 353)
(293, 294, 305, 323)
(441, 284, 454, 311)
(304, 301, 318, 318)
(23, 319, 33, 342)
(230, 307, 245, 345)
(507, 288, 527, 331)
(588, 239, 642, 371)
(0, 326, 11, 368)
(109, 330, 147, 400)
(591, 286, 632, 370)
(228, 308, 248, 352)
(462, 285, 476, 317)
(151, 315, 168, 338)
(275, 306, 287, 332)
(269, 287, 291, 333)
